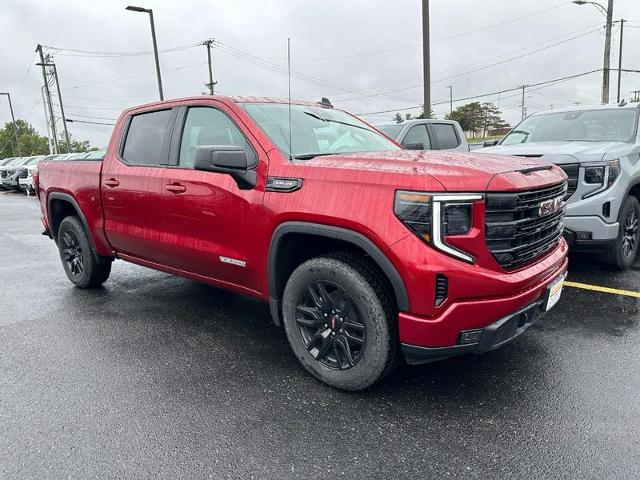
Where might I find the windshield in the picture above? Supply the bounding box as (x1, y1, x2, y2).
(376, 124, 403, 139)
(240, 103, 400, 159)
(0, 157, 15, 166)
(501, 108, 638, 145)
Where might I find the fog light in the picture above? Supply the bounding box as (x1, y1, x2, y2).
(576, 231, 592, 241)
(602, 202, 611, 218)
(458, 329, 482, 345)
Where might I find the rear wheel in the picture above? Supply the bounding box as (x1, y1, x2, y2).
(281, 253, 399, 391)
(57, 216, 112, 288)
(605, 196, 640, 270)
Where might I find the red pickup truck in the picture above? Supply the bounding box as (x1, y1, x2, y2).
(36, 96, 568, 390)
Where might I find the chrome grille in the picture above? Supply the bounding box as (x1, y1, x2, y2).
(485, 182, 567, 270)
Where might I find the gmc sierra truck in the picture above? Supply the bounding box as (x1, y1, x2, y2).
(480, 103, 640, 269)
(36, 96, 569, 390)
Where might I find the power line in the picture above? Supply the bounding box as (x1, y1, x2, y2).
(44, 42, 200, 58)
(62, 61, 207, 91)
(269, 1, 569, 62)
(66, 118, 115, 126)
(338, 28, 602, 103)
(355, 69, 603, 115)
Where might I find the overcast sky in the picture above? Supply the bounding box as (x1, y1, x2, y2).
(1, 0, 639, 149)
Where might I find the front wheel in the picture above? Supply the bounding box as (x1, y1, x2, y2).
(57, 216, 112, 288)
(281, 253, 399, 391)
(605, 196, 640, 270)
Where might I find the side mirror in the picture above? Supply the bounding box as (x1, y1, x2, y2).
(404, 142, 424, 150)
(483, 140, 499, 147)
(194, 145, 257, 190)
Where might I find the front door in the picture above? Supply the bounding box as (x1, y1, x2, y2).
(160, 104, 265, 293)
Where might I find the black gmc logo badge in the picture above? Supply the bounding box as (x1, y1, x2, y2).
(538, 196, 564, 218)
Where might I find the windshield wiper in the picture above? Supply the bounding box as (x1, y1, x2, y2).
(292, 152, 338, 160)
(303, 112, 371, 132)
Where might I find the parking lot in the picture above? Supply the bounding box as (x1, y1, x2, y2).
(1, 191, 638, 479)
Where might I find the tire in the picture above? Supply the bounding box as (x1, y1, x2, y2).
(605, 196, 640, 270)
(57, 216, 112, 288)
(281, 252, 399, 391)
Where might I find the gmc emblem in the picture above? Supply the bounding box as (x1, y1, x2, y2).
(538, 196, 564, 218)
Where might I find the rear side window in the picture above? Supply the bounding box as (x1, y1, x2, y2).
(178, 107, 250, 168)
(122, 109, 173, 166)
(432, 123, 460, 149)
(402, 124, 431, 149)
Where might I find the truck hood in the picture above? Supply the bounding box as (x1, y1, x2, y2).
(300, 150, 565, 192)
(478, 140, 633, 163)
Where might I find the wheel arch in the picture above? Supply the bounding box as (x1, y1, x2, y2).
(47, 192, 99, 259)
(268, 222, 409, 326)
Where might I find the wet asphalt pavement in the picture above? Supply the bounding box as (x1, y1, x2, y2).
(1, 192, 639, 479)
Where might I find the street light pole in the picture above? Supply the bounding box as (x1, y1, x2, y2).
(126, 5, 164, 100)
(572, 0, 614, 104)
(0, 92, 20, 156)
(617, 18, 625, 103)
(421, 0, 431, 119)
(447, 85, 453, 115)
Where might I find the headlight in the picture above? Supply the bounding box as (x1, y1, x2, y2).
(583, 159, 621, 199)
(394, 191, 482, 263)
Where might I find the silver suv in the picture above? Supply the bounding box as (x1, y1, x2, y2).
(480, 102, 640, 269)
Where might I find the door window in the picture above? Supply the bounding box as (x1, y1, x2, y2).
(179, 107, 250, 168)
(432, 123, 460, 149)
(121, 109, 173, 166)
(402, 124, 431, 149)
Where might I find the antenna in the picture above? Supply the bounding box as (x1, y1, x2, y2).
(287, 38, 292, 160)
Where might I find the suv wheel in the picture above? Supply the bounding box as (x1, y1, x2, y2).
(606, 195, 640, 270)
(281, 253, 399, 391)
(57, 216, 112, 288)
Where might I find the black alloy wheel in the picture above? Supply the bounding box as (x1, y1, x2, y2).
(61, 230, 84, 277)
(622, 207, 639, 259)
(295, 280, 367, 370)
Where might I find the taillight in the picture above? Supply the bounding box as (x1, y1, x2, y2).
(33, 168, 40, 195)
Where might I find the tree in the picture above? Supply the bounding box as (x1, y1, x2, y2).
(0, 119, 98, 158)
(480, 103, 509, 138)
(393, 113, 403, 124)
(445, 102, 509, 138)
(58, 138, 98, 153)
(0, 119, 49, 157)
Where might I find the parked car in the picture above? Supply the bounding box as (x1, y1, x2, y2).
(479, 102, 640, 269)
(19, 154, 63, 194)
(375, 119, 469, 151)
(1, 157, 37, 190)
(36, 96, 568, 390)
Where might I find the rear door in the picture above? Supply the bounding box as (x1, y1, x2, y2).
(427, 122, 464, 151)
(101, 107, 176, 263)
(159, 102, 266, 293)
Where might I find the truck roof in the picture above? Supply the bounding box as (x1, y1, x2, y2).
(122, 95, 331, 115)
(375, 118, 459, 127)
(529, 101, 640, 117)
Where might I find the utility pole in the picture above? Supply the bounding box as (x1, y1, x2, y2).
(422, 0, 431, 118)
(41, 87, 53, 154)
(49, 61, 71, 153)
(602, 0, 614, 104)
(617, 18, 625, 103)
(0, 92, 20, 156)
(36, 44, 59, 154)
(446, 85, 453, 115)
(519, 85, 528, 120)
(203, 39, 216, 95)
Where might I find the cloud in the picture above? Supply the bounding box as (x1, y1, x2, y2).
(1, 0, 638, 147)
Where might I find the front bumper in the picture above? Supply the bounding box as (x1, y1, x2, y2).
(1, 178, 20, 190)
(402, 272, 566, 364)
(563, 215, 619, 242)
(18, 177, 33, 190)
